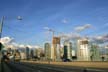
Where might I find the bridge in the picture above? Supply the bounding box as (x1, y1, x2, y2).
(0, 61, 108, 72)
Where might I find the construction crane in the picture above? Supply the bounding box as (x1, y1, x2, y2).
(43, 27, 82, 45)
(44, 27, 55, 38)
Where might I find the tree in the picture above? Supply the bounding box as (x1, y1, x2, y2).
(0, 42, 4, 51)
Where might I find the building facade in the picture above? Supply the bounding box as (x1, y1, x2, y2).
(26, 47, 30, 60)
(51, 37, 61, 61)
(90, 44, 100, 61)
(63, 41, 72, 60)
(77, 39, 90, 61)
(44, 43, 51, 60)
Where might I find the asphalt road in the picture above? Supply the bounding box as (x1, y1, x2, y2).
(0, 62, 108, 72)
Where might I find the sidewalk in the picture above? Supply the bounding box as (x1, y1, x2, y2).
(22, 61, 108, 69)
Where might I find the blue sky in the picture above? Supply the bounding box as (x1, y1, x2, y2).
(0, 0, 108, 46)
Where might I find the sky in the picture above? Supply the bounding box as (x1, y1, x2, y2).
(0, 0, 108, 47)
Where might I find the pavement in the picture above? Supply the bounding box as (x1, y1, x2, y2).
(0, 61, 108, 72)
(22, 61, 108, 69)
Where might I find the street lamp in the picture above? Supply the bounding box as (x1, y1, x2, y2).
(0, 16, 23, 72)
(0, 16, 22, 39)
(0, 16, 4, 39)
(0, 16, 4, 72)
(0, 16, 4, 60)
(0, 16, 22, 59)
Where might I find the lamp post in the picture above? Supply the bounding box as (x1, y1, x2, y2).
(0, 16, 22, 72)
(0, 16, 4, 72)
(0, 16, 22, 39)
(0, 16, 4, 39)
(1, 16, 23, 53)
(0, 16, 4, 59)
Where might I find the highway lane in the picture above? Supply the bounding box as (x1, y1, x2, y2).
(0, 62, 13, 72)
(8, 62, 108, 72)
(1, 62, 108, 72)
(7, 62, 66, 72)
(7, 62, 44, 72)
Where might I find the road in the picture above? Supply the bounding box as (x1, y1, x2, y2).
(0, 62, 108, 72)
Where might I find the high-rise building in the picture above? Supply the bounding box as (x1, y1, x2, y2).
(14, 50, 21, 61)
(30, 49, 34, 59)
(35, 49, 38, 58)
(44, 43, 51, 60)
(7, 48, 13, 55)
(51, 37, 61, 61)
(72, 50, 76, 57)
(20, 52, 26, 60)
(77, 39, 90, 61)
(26, 47, 30, 60)
(59, 46, 64, 59)
(105, 45, 108, 61)
(90, 44, 100, 61)
(63, 45, 67, 59)
(35, 48, 42, 59)
(63, 41, 72, 60)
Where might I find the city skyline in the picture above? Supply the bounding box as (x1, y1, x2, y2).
(0, 0, 108, 47)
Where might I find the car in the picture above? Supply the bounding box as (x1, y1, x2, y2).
(63, 59, 71, 62)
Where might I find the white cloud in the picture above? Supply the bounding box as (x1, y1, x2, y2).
(26, 45, 33, 49)
(92, 34, 108, 43)
(19, 44, 25, 48)
(0, 37, 14, 44)
(59, 32, 81, 41)
(43, 26, 54, 32)
(33, 45, 40, 49)
(95, 36, 103, 40)
(43, 27, 50, 30)
(102, 34, 108, 42)
(0, 36, 40, 49)
(0, 37, 19, 49)
(61, 19, 68, 24)
(74, 24, 92, 32)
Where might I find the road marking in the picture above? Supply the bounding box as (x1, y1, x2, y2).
(39, 66, 75, 72)
(37, 70, 43, 72)
(87, 68, 106, 72)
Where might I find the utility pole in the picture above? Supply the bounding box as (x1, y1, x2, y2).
(48, 29, 55, 38)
